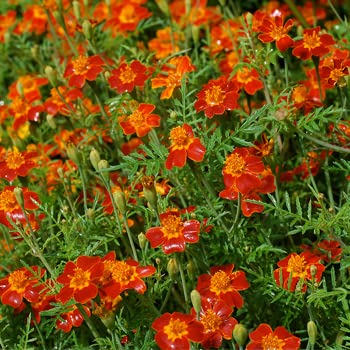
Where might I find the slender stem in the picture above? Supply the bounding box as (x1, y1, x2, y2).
(76, 304, 100, 341)
(324, 155, 335, 210)
(312, 56, 324, 103)
(160, 281, 174, 313)
(122, 213, 138, 261)
(78, 165, 88, 214)
(284, 0, 310, 28)
(177, 256, 189, 306)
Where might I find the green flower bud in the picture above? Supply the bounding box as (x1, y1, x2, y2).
(113, 190, 126, 215)
(307, 320, 317, 345)
(190, 290, 201, 316)
(233, 324, 248, 347)
(89, 148, 101, 171)
(14, 187, 24, 207)
(167, 258, 179, 280)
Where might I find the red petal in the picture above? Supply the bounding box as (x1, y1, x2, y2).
(165, 149, 187, 170)
(188, 140, 206, 162)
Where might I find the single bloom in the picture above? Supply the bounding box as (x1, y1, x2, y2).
(320, 58, 350, 88)
(247, 323, 301, 350)
(165, 123, 206, 170)
(194, 76, 239, 118)
(56, 255, 104, 304)
(56, 304, 91, 333)
(148, 27, 182, 59)
(301, 239, 342, 263)
(231, 66, 264, 95)
(145, 209, 200, 254)
(152, 312, 204, 350)
(274, 252, 325, 292)
(0, 266, 45, 309)
(196, 263, 250, 308)
(64, 55, 105, 88)
(118, 103, 161, 137)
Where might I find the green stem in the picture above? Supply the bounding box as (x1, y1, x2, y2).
(76, 304, 100, 341)
(160, 281, 174, 313)
(324, 155, 335, 210)
(284, 0, 310, 28)
(312, 56, 324, 103)
(122, 213, 138, 261)
(78, 165, 88, 214)
(177, 256, 189, 306)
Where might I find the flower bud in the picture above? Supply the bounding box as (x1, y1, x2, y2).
(90, 148, 101, 171)
(82, 19, 92, 40)
(31, 45, 39, 61)
(98, 160, 110, 182)
(46, 114, 56, 129)
(233, 324, 248, 347)
(336, 331, 345, 345)
(142, 176, 157, 210)
(86, 208, 95, 219)
(155, 0, 169, 15)
(187, 260, 196, 280)
(138, 232, 147, 250)
(310, 264, 318, 279)
(66, 142, 80, 164)
(14, 187, 24, 207)
(167, 258, 179, 279)
(307, 320, 317, 345)
(73, 1, 81, 20)
(190, 290, 201, 316)
(45, 66, 57, 86)
(113, 189, 126, 215)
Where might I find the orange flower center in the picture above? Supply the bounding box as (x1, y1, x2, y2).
(69, 268, 91, 290)
(43, 0, 58, 10)
(0, 190, 19, 213)
(6, 147, 25, 169)
(72, 55, 89, 75)
(169, 126, 190, 148)
(161, 214, 183, 239)
(303, 31, 321, 50)
(271, 26, 284, 41)
(236, 67, 253, 83)
(168, 74, 182, 87)
(286, 255, 307, 279)
(163, 318, 189, 342)
(210, 270, 231, 294)
(111, 261, 135, 283)
(201, 310, 222, 332)
(120, 65, 136, 83)
(204, 85, 224, 106)
(119, 5, 136, 23)
(129, 110, 146, 127)
(8, 270, 30, 293)
(292, 86, 307, 104)
(330, 68, 345, 83)
(10, 98, 28, 115)
(261, 333, 285, 350)
(224, 153, 246, 177)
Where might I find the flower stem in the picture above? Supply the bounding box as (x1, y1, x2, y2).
(122, 213, 138, 261)
(284, 0, 310, 28)
(76, 304, 100, 341)
(177, 256, 189, 306)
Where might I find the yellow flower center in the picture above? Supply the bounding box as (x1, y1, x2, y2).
(163, 318, 189, 342)
(129, 110, 146, 127)
(111, 261, 135, 284)
(286, 255, 308, 279)
(210, 270, 231, 294)
(0, 190, 19, 213)
(261, 333, 285, 350)
(201, 310, 222, 332)
(43, 0, 58, 10)
(161, 214, 183, 239)
(69, 268, 91, 290)
(120, 65, 136, 83)
(72, 55, 89, 75)
(119, 4, 135, 23)
(271, 26, 284, 41)
(11, 98, 28, 115)
(8, 270, 30, 294)
(303, 31, 321, 50)
(224, 153, 246, 177)
(6, 147, 25, 170)
(169, 126, 190, 148)
(168, 74, 182, 87)
(330, 68, 345, 83)
(204, 85, 224, 106)
(236, 67, 253, 83)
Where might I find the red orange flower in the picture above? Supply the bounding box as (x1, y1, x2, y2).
(0, 10, 16, 43)
(191, 298, 237, 349)
(247, 323, 301, 350)
(320, 58, 350, 88)
(196, 264, 249, 308)
(292, 27, 335, 60)
(118, 103, 161, 137)
(152, 312, 204, 350)
(194, 76, 239, 118)
(301, 239, 342, 263)
(109, 60, 150, 93)
(64, 55, 105, 88)
(145, 209, 200, 254)
(0, 266, 45, 309)
(56, 256, 104, 304)
(231, 66, 264, 95)
(274, 252, 325, 292)
(56, 305, 91, 333)
(165, 124, 206, 170)
(148, 27, 182, 59)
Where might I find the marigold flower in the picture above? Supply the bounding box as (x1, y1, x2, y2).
(194, 76, 239, 118)
(109, 60, 150, 93)
(231, 66, 264, 95)
(247, 323, 301, 350)
(152, 312, 204, 350)
(301, 239, 342, 263)
(64, 55, 105, 88)
(320, 58, 350, 88)
(191, 298, 238, 349)
(292, 27, 335, 60)
(13, 5, 47, 36)
(56, 256, 104, 304)
(151, 56, 196, 99)
(0, 186, 40, 228)
(196, 264, 249, 308)
(0, 10, 16, 43)
(274, 252, 325, 292)
(165, 124, 206, 170)
(56, 304, 91, 333)
(118, 103, 161, 137)
(0, 266, 45, 309)
(0, 147, 37, 182)
(146, 210, 200, 254)
(148, 27, 182, 59)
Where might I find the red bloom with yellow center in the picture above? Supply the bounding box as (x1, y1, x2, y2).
(232, 66, 264, 95)
(247, 323, 301, 350)
(148, 27, 182, 59)
(292, 27, 335, 60)
(118, 103, 161, 137)
(0, 10, 16, 43)
(257, 15, 294, 52)
(0, 186, 40, 228)
(151, 56, 196, 99)
(194, 76, 239, 118)
(8, 75, 48, 103)
(64, 55, 105, 88)
(56, 304, 91, 333)
(152, 312, 204, 350)
(0, 147, 37, 182)
(99, 251, 156, 299)
(320, 58, 350, 88)
(0, 266, 45, 309)
(196, 264, 249, 308)
(274, 252, 325, 292)
(165, 124, 206, 170)
(56, 256, 104, 304)
(145, 210, 200, 254)
(191, 298, 238, 349)
(109, 60, 150, 93)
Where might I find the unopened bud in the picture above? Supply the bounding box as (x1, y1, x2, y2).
(14, 187, 24, 207)
(142, 176, 157, 210)
(138, 232, 147, 250)
(113, 190, 126, 215)
(16, 81, 24, 98)
(191, 25, 199, 44)
(31, 45, 39, 61)
(98, 160, 110, 182)
(169, 110, 177, 119)
(187, 260, 196, 280)
(82, 19, 92, 40)
(336, 331, 345, 345)
(46, 114, 56, 129)
(104, 71, 111, 80)
(245, 12, 253, 28)
(66, 143, 80, 164)
(155, 0, 169, 15)
(90, 148, 101, 171)
(86, 208, 95, 219)
(57, 167, 64, 179)
(167, 258, 179, 279)
(233, 324, 248, 347)
(73, 1, 81, 20)
(307, 320, 317, 345)
(310, 265, 318, 279)
(4, 32, 10, 45)
(190, 290, 201, 316)
(45, 66, 57, 86)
